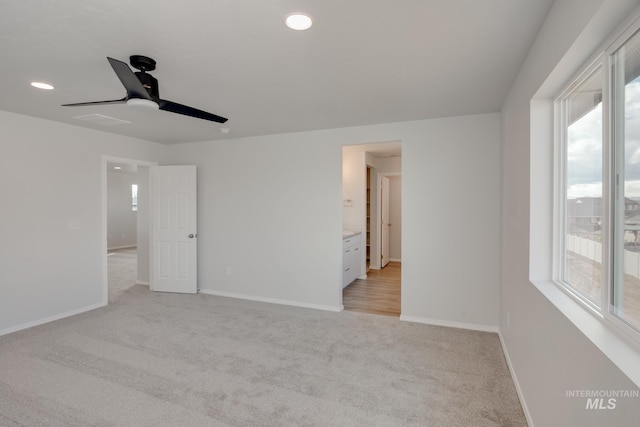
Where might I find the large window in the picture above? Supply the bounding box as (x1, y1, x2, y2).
(560, 65, 604, 308)
(612, 28, 640, 332)
(556, 26, 640, 338)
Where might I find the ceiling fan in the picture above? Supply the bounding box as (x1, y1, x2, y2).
(62, 55, 228, 123)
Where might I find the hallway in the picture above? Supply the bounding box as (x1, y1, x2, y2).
(342, 262, 400, 316)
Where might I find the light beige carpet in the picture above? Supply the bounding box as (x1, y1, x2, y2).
(0, 285, 526, 426)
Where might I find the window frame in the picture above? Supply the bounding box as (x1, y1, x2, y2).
(610, 24, 640, 337)
(555, 57, 608, 314)
(553, 17, 640, 346)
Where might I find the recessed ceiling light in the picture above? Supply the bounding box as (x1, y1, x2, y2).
(31, 81, 54, 90)
(286, 13, 312, 30)
(114, 166, 122, 170)
(220, 127, 230, 134)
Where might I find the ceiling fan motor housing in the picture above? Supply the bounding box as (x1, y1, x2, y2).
(135, 71, 159, 98)
(129, 55, 156, 71)
(129, 55, 159, 98)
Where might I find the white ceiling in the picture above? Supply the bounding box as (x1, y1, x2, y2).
(1, 0, 554, 145)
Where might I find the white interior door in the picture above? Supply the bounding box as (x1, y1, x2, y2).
(381, 176, 390, 268)
(151, 165, 197, 293)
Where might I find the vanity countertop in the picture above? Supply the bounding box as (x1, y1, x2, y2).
(342, 230, 361, 239)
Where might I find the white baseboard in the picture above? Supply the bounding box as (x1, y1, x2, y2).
(399, 315, 499, 333)
(0, 302, 106, 337)
(389, 258, 402, 262)
(499, 331, 534, 427)
(198, 289, 343, 313)
(135, 281, 150, 286)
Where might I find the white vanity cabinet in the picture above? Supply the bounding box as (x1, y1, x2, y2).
(342, 232, 362, 288)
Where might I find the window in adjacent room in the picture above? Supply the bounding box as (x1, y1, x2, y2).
(131, 184, 138, 212)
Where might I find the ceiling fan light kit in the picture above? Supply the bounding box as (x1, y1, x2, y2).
(126, 98, 159, 111)
(62, 55, 228, 124)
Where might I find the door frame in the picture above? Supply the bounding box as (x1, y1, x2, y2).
(375, 172, 401, 270)
(102, 156, 158, 305)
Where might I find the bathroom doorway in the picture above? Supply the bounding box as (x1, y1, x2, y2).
(341, 142, 402, 316)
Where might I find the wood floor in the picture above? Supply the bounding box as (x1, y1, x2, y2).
(342, 261, 401, 316)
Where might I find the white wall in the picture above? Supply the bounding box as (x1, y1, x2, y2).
(500, 0, 640, 425)
(1, 109, 498, 334)
(342, 149, 366, 233)
(0, 110, 167, 334)
(342, 149, 368, 276)
(169, 113, 501, 328)
(400, 115, 500, 329)
(107, 170, 137, 249)
(368, 165, 378, 269)
(136, 166, 150, 284)
(167, 134, 344, 310)
(374, 155, 401, 174)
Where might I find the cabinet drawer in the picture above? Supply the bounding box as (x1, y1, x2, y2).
(342, 233, 361, 250)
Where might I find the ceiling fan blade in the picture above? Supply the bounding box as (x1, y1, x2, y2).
(107, 57, 152, 100)
(158, 99, 228, 123)
(62, 97, 127, 107)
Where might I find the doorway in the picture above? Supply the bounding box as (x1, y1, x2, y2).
(341, 142, 402, 316)
(102, 156, 156, 304)
(377, 173, 401, 269)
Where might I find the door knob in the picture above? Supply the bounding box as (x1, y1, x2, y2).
(188, 234, 195, 238)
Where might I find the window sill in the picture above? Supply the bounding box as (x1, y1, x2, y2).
(531, 279, 640, 388)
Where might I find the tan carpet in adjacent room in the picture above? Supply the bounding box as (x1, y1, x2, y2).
(107, 247, 137, 303)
